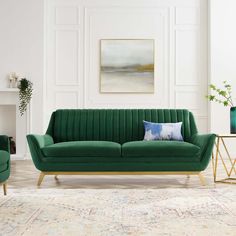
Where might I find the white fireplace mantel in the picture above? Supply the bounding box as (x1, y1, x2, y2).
(0, 88, 31, 159)
(0, 88, 18, 92)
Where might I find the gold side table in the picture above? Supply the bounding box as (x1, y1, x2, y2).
(212, 134, 236, 184)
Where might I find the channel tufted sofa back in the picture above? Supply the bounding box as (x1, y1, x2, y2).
(46, 109, 198, 144)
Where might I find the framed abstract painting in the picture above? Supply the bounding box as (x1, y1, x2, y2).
(100, 39, 155, 93)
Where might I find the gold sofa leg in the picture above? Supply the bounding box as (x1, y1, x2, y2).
(36, 171, 205, 187)
(37, 172, 45, 187)
(198, 173, 206, 186)
(3, 183, 7, 195)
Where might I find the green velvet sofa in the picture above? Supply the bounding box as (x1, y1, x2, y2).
(0, 135, 10, 195)
(27, 109, 215, 186)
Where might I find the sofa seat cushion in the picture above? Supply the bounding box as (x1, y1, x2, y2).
(122, 141, 200, 159)
(42, 141, 121, 157)
(0, 150, 10, 165)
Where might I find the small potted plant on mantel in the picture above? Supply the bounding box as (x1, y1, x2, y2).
(8, 73, 33, 116)
(206, 81, 236, 133)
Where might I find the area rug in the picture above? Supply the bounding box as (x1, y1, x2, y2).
(0, 188, 236, 236)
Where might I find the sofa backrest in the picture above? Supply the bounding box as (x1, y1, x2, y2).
(46, 109, 198, 144)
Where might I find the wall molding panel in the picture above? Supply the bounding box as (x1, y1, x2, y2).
(55, 6, 80, 25)
(45, 0, 208, 132)
(84, 6, 169, 108)
(55, 30, 79, 86)
(175, 28, 200, 86)
(54, 91, 78, 109)
(175, 7, 200, 25)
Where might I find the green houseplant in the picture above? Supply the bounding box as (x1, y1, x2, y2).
(17, 78, 33, 116)
(206, 81, 236, 133)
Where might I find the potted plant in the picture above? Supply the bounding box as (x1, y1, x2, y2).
(17, 78, 33, 116)
(206, 81, 236, 133)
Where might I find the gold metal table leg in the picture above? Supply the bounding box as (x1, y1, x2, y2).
(214, 137, 220, 182)
(213, 135, 236, 184)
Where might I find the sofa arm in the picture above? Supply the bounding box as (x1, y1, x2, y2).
(0, 135, 10, 152)
(27, 134, 54, 149)
(189, 133, 216, 170)
(26, 134, 54, 170)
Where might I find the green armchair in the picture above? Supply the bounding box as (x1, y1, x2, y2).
(0, 135, 10, 195)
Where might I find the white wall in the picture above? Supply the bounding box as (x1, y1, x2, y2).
(0, 0, 235, 158)
(0, 0, 212, 141)
(0, 0, 44, 134)
(2, 0, 235, 159)
(210, 0, 236, 134)
(45, 0, 208, 133)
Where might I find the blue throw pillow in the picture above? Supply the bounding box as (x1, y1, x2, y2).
(143, 121, 183, 141)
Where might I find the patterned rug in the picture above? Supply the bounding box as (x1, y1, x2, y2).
(0, 188, 236, 236)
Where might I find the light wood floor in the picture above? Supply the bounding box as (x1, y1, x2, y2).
(6, 159, 233, 189)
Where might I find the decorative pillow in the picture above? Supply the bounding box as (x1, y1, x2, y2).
(143, 121, 183, 141)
